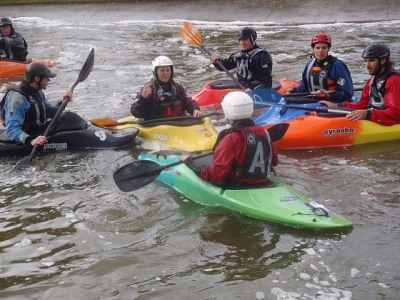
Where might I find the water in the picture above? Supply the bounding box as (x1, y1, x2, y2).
(1, 2, 400, 299)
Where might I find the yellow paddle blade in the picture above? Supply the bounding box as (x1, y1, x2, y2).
(179, 21, 202, 47)
(90, 118, 119, 127)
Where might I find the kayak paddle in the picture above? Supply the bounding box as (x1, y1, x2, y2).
(113, 122, 289, 192)
(179, 21, 246, 90)
(13, 48, 95, 171)
(90, 112, 222, 128)
(253, 101, 353, 115)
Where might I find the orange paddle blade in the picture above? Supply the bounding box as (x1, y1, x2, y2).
(179, 21, 202, 47)
(90, 118, 119, 127)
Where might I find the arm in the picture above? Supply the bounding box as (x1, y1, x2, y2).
(326, 60, 354, 102)
(5, 32, 26, 49)
(251, 50, 273, 89)
(212, 52, 238, 72)
(130, 84, 153, 118)
(42, 91, 62, 117)
(176, 83, 202, 117)
(200, 134, 237, 184)
(369, 75, 400, 125)
(4, 93, 31, 144)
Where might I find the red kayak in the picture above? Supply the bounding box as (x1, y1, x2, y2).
(192, 78, 299, 107)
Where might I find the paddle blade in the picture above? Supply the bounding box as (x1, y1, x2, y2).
(90, 118, 119, 128)
(267, 123, 289, 142)
(179, 21, 202, 47)
(113, 160, 163, 192)
(71, 48, 95, 91)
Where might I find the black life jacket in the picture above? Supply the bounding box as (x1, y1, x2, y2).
(369, 69, 400, 109)
(306, 55, 337, 92)
(0, 81, 47, 131)
(214, 119, 273, 179)
(234, 47, 270, 86)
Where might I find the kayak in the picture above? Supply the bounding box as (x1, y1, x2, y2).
(137, 153, 353, 230)
(0, 112, 138, 157)
(262, 113, 400, 149)
(0, 59, 55, 80)
(192, 78, 299, 107)
(113, 115, 219, 152)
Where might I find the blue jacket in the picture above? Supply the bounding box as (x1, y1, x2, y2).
(294, 55, 353, 102)
(2, 82, 59, 144)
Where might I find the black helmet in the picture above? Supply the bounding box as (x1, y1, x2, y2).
(25, 62, 57, 79)
(238, 27, 257, 45)
(362, 44, 390, 59)
(0, 17, 12, 27)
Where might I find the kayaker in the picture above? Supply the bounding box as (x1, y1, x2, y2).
(210, 27, 273, 91)
(0, 61, 73, 146)
(0, 17, 28, 62)
(320, 44, 400, 126)
(182, 91, 278, 186)
(131, 55, 202, 121)
(287, 32, 353, 102)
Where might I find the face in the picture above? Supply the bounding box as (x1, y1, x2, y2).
(312, 43, 330, 61)
(156, 66, 172, 83)
(364, 58, 385, 75)
(0, 25, 11, 36)
(34, 77, 50, 90)
(239, 37, 253, 51)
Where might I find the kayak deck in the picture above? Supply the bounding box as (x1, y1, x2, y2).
(138, 154, 353, 230)
(0, 59, 55, 79)
(116, 116, 218, 152)
(192, 78, 299, 107)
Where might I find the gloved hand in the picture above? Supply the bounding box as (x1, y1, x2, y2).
(286, 87, 297, 94)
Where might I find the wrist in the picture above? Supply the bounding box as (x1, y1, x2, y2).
(366, 108, 372, 120)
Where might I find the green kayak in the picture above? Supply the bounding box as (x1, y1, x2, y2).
(136, 153, 353, 230)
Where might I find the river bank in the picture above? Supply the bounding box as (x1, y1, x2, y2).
(2, 0, 400, 23)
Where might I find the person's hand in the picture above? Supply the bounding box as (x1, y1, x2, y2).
(193, 109, 203, 118)
(63, 89, 73, 101)
(316, 89, 330, 98)
(180, 155, 189, 162)
(319, 100, 337, 107)
(210, 54, 219, 63)
(346, 110, 367, 121)
(31, 135, 48, 146)
(140, 85, 152, 98)
(286, 87, 296, 94)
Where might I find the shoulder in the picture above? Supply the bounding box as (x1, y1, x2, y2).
(173, 80, 186, 91)
(5, 91, 28, 109)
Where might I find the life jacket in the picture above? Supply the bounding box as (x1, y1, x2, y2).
(306, 55, 338, 92)
(233, 47, 270, 86)
(214, 121, 273, 180)
(0, 82, 47, 131)
(368, 69, 400, 109)
(152, 79, 185, 118)
(0, 31, 28, 61)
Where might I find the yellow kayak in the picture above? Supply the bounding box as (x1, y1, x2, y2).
(115, 115, 218, 152)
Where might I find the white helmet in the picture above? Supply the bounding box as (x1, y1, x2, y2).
(151, 55, 173, 72)
(221, 91, 253, 120)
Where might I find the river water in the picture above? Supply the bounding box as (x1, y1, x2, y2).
(1, 2, 400, 299)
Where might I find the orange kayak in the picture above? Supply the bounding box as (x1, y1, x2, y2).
(192, 78, 299, 107)
(0, 59, 55, 79)
(264, 113, 400, 149)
